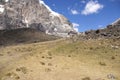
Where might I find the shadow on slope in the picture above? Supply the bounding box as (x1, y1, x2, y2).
(0, 28, 59, 46)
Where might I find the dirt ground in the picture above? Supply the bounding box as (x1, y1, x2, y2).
(0, 39, 120, 80)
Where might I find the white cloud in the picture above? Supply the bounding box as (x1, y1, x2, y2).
(98, 25, 105, 29)
(98, 25, 102, 28)
(71, 9, 79, 15)
(72, 23, 80, 32)
(52, 4, 55, 7)
(67, 7, 70, 10)
(81, 0, 86, 3)
(81, 1, 104, 15)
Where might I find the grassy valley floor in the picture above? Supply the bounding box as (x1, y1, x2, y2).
(0, 38, 120, 80)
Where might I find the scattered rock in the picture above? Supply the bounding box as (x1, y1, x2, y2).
(111, 45, 119, 49)
(107, 74, 116, 80)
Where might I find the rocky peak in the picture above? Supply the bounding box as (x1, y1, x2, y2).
(0, 0, 74, 37)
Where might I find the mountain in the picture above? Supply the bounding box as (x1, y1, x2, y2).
(0, 0, 74, 37)
(84, 18, 120, 39)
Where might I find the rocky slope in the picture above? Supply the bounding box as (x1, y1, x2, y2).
(84, 18, 120, 39)
(0, 0, 74, 37)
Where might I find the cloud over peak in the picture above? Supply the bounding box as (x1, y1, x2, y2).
(71, 9, 79, 15)
(81, 0, 86, 4)
(72, 23, 80, 32)
(81, 0, 104, 15)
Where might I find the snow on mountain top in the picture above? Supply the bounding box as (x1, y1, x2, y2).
(39, 0, 59, 16)
(112, 18, 120, 25)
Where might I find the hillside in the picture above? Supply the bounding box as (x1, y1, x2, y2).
(0, 38, 120, 80)
(0, 28, 58, 46)
(84, 18, 120, 39)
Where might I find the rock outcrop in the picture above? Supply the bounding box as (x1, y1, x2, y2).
(0, 0, 74, 37)
(84, 18, 120, 39)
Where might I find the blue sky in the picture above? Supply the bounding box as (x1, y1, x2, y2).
(43, 0, 120, 32)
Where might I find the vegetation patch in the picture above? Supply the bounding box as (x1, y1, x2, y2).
(40, 62, 45, 65)
(82, 77, 91, 80)
(16, 67, 28, 74)
(3, 72, 20, 80)
(99, 62, 106, 66)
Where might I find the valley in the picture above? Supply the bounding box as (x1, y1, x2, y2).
(0, 38, 120, 80)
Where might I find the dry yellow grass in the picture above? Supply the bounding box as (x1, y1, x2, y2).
(0, 38, 120, 80)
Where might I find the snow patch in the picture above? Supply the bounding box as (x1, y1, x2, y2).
(24, 18, 29, 27)
(5, 0, 9, 2)
(0, 5, 4, 13)
(112, 18, 120, 25)
(39, 0, 59, 16)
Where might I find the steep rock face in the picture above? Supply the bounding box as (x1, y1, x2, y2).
(0, 0, 73, 37)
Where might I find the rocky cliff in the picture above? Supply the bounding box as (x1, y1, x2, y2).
(0, 0, 74, 37)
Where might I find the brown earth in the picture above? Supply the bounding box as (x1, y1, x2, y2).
(0, 38, 120, 80)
